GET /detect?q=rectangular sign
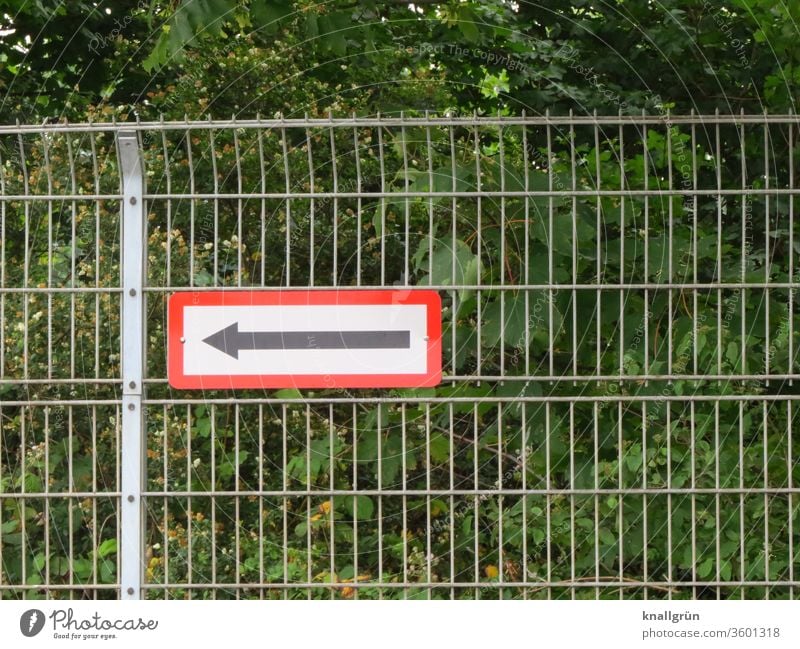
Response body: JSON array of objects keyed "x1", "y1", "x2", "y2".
[{"x1": 168, "y1": 290, "x2": 442, "y2": 389}]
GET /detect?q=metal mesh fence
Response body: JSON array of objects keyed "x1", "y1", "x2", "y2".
[{"x1": 1, "y1": 114, "x2": 799, "y2": 600}]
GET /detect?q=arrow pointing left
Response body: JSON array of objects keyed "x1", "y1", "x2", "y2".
[{"x1": 202, "y1": 322, "x2": 412, "y2": 359}]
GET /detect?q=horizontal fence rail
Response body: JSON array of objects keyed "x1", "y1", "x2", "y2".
[{"x1": 0, "y1": 114, "x2": 798, "y2": 600}]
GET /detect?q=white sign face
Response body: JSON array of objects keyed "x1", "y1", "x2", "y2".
[
  {"x1": 183, "y1": 304, "x2": 427, "y2": 375},
  {"x1": 168, "y1": 290, "x2": 442, "y2": 389}
]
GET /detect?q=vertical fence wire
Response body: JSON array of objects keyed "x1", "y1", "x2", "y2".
[{"x1": 0, "y1": 126, "x2": 123, "y2": 599}]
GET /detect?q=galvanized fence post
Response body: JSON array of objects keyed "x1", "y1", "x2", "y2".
[{"x1": 118, "y1": 130, "x2": 144, "y2": 600}]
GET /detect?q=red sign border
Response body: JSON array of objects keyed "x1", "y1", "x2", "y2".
[{"x1": 168, "y1": 290, "x2": 442, "y2": 390}]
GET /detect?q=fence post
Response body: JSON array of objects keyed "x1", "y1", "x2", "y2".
[{"x1": 118, "y1": 130, "x2": 144, "y2": 600}]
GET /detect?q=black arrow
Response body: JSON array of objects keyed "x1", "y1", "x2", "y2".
[{"x1": 202, "y1": 322, "x2": 411, "y2": 359}]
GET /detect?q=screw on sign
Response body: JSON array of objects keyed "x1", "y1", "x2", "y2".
[{"x1": 167, "y1": 290, "x2": 442, "y2": 389}]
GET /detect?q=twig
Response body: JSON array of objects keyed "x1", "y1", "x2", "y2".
[{"x1": 524, "y1": 575, "x2": 677, "y2": 595}]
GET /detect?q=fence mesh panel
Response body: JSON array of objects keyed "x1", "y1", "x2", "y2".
[{"x1": 1, "y1": 115, "x2": 798, "y2": 600}]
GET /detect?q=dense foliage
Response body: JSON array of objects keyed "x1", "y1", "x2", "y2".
[{"x1": 0, "y1": 1, "x2": 798, "y2": 600}]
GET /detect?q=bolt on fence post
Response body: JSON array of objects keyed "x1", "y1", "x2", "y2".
[{"x1": 118, "y1": 130, "x2": 144, "y2": 600}]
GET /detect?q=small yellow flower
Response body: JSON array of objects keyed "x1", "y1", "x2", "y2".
[{"x1": 485, "y1": 564, "x2": 499, "y2": 579}]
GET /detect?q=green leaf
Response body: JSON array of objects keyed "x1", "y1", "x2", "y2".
[
  {"x1": 169, "y1": 12, "x2": 195, "y2": 52},
  {"x1": 625, "y1": 445, "x2": 643, "y2": 473},
  {"x1": 381, "y1": 452, "x2": 403, "y2": 485},
  {"x1": 72, "y1": 558, "x2": 92, "y2": 580},
  {"x1": 320, "y1": 13, "x2": 348, "y2": 56},
  {"x1": 345, "y1": 495, "x2": 375, "y2": 520},
  {"x1": 479, "y1": 69, "x2": 509, "y2": 99},
  {"x1": 143, "y1": 31, "x2": 170, "y2": 72},
  {"x1": 273, "y1": 388, "x2": 302, "y2": 399},
  {"x1": 408, "y1": 164, "x2": 474, "y2": 196},
  {"x1": 482, "y1": 289, "x2": 562, "y2": 352},
  {"x1": 305, "y1": 11, "x2": 318, "y2": 38},
  {"x1": 23, "y1": 474, "x2": 42, "y2": 493},
  {"x1": 99, "y1": 558, "x2": 115, "y2": 583},
  {"x1": 430, "y1": 499, "x2": 448, "y2": 517},
  {"x1": 726, "y1": 342, "x2": 738, "y2": 365},
  {"x1": 362, "y1": 404, "x2": 389, "y2": 432},
  {"x1": 697, "y1": 557, "x2": 714, "y2": 579},
  {"x1": 98, "y1": 538, "x2": 117, "y2": 558},
  {"x1": 196, "y1": 416, "x2": 211, "y2": 438},
  {"x1": 416, "y1": 236, "x2": 482, "y2": 304},
  {"x1": 599, "y1": 528, "x2": 616, "y2": 546},
  {"x1": 462, "y1": 514, "x2": 473, "y2": 536},
  {"x1": 429, "y1": 434, "x2": 450, "y2": 464},
  {"x1": 251, "y1": 0, "x2": 293, "y2": 33},
  {"x1": 185, "y1": 0, "x2": 209, "y2": 30},
  {"x1": 145, "y1": 0, "x2": 234, "y2": 70},
  {"x1": 457, "y1": 9, "x2": 481, "y2": 43},
  {"x1": 194, "y1": 269, "x2": 214, "y2": 287},
  {"x1": 52, "y1": 556, "x2": 70, "y2": 577}
]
